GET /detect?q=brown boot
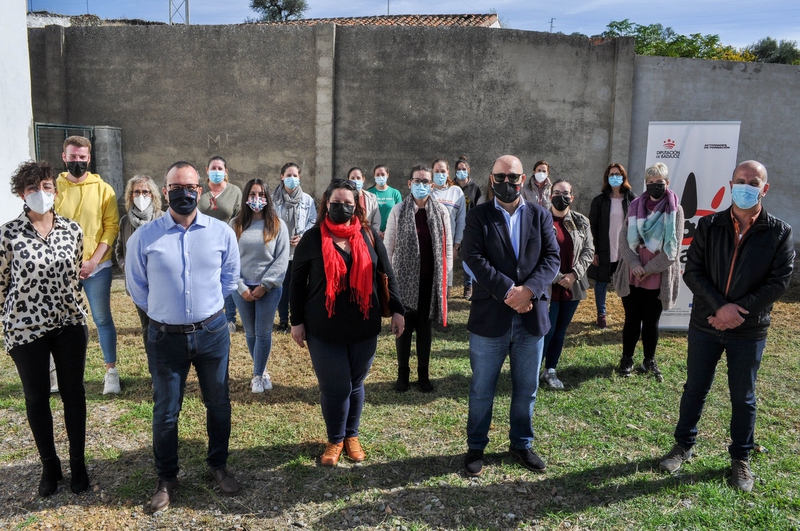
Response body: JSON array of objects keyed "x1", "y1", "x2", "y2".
[
  {"x1": 343, "y1": 437, "x2": 365, "y2": 462},
  {"x1": 320, "y1": 442, "x2": 344, "y2": 466}
]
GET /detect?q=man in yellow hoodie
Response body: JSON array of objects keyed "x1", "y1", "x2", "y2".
[{"x1": 56, "y1": 136, "x2": 121, "y2": 394}]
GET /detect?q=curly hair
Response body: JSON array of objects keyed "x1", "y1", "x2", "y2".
[{"x1": 11, "y1": 160, "x2": 55, "y2": 197}]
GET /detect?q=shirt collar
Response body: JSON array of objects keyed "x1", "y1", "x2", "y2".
[
  {"x1": 164, "y1": 209, "x2": 210, "y2": 230},
  {"x1": 493, "y1": 196, "x2": 526, "y2": 216},
  {"x1": 730, "y1": 205, "x2": 761, "y2": 236}
]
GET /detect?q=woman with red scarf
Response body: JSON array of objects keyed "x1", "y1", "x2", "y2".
[{"x1": 290, "y1": 180, "x2": 405, "y2": 466}]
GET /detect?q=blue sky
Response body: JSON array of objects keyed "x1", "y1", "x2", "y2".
[{"x1": 27, "y1": 0, "x2": 800, "y2": 49}]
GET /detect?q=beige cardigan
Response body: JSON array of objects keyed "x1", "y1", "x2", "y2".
[{"x1": 612, "y1": 206, "x2": 684, "y2": 310}]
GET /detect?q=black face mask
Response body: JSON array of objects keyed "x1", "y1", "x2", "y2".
[
  {"x1": 647, "y1": 183, "x2": 666, "y2": 200},
  {"x1": 492, "y1": 181, "x2": 521, "y2": 204},
  {"x1": 552, "y1": 195, "x2": 571, "y2": 212},
  {"x1": 168, "y1": 188, "x2": 198, "y2": 216},
  {"x1": 328, "y1": 202, "x2": 355, "y2": 224},
  {"x1": 67, "y1": 161, "x2": 88, "y2": 178}
]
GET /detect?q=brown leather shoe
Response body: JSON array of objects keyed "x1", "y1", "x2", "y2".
[
  {"x1": 343, "y1": 437, "x2": 365, "y2": 462},
  {"x1": 320, "y1": 442, "x2": 344, "y2": 466},
  {"x1": 209, "y1": 467, "x2": 241, "y2": 495},
  {"x1": 150, "y1": 478, "x2": 178, "y2": 512},
  {"x1": 597, "y1": 314, "x2": 607, "y2": 329}
]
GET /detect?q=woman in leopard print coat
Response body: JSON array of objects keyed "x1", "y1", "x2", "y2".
[{"x1": 0, "y1": 161, "x2": 89, "y2": 497}]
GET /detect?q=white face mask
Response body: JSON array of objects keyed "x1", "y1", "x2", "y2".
[
  {"x1": 133, "y1": 195, "x2": 152, "y2": 211},
  {"x1": 25, "y1": 190, "x2": 55, "y2": 215},
  {"x1": 534, "y1": 172, "x2": 548, "y2": 183}
]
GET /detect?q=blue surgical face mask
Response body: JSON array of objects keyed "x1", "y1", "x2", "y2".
[
  {"x1": 208, "y1": 170, "x2": 225, "y2": 184},
  {"x1": 455, "y1": 170, "x2": 468, "y2": 181},
  {"x1": 731, "y1": 183, "x2": 762, "y2": 210},
  {"x1": 374, "y1": 176, "x2": 388, "y2": 187},
  {"x1": 349, "y1": 179, "x2": 364, "y2": 192},
  {"x1": 608, "y1": 175, "x2": 624, "y2": 188},
  {"x1": 411, "y1": 183, "x2": 431, "y2": 200},
  {"x1": 433, "y1": 172, "x2": 447, "y2": 187},
  {"x1": 283, "y1": 176, "x2": 300, "y2": 190}
]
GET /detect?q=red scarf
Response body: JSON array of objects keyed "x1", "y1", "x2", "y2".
[{"x1": 320, "y1": 216, "x2": 373, "y2": 319}]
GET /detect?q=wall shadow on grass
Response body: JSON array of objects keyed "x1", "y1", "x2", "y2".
[{"x1": 0, "y1": 442, "x2": 731, "y2": 528}]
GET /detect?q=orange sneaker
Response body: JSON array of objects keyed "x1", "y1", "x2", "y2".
[
  {"x1": 320, "y1": 442, "x2": 344, "y2": 466},
  {"x1": 343, "y1": 437, "x2": 365, "y2": 462}
]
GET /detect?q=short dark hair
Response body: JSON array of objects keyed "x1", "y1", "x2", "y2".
[
  {"x1": 281, "y1": 162, "x2": 300, "y2": 176},
  {"x1": 164, "y1": 161, "x2": 199, "y2": 186},
  {"x1": 316, "y1": 180, "x2": 367, "y2": 228},
  {"x1": 409, "y1": 164, "x2": 432, "y2": 180},
  {"x1": 11, "y1": 160, "x2": 55, "y2": 196}
]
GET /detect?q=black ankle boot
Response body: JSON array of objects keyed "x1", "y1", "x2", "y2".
[
  {"x1": 395, "y1": 367, "x2": 410, "y2": 393},
  {"x1": 39, "y1": 456, "x2": 63, "y2": 497},
  {"x1": 69, "y1": 458, "x2": 89, "y2": 494}
]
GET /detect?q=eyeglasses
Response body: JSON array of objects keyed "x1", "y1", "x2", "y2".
[
  {"x1": 608, "y1": 173, "x2": 623, "y2": 178},
  {"x1": 24, "y1": 182, "x2": 56, "y2": 194},
  {"x1": 166, "y1": 184, "x2": 199, "y2": 192},
  {"x1": 132, "y1": 190, "x2": 152, "y2": 197},
  {"x1": 492, "y1": 173, "x2": 523, "y2": 184},
  {"x1": 411, "y1": 179, "x2": 432, "y2": 185}
]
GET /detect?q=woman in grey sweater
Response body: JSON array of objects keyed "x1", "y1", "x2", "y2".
[{"x1": 230, "y1": 179, "x2": 290, "y2": 393}]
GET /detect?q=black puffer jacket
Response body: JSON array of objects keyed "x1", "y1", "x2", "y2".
[{"x1": 684, "y1": 206, "x2": 794, "y2": 339}]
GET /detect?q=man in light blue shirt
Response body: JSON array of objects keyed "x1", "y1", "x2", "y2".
[{"x1": 126, "y1": 161, "x2": 241, "y2": 511}]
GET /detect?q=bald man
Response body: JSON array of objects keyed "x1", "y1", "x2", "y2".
[
  {"x1": 461, "y1": 155, "x2": 560, "y2": 476},
  {"x1": 659, "y1": 160, "x2": 794, "y2": 492}
]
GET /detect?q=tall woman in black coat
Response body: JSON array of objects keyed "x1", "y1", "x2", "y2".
[{"x1": 587, "y1": 163, "x2": 636, "y2": 328}]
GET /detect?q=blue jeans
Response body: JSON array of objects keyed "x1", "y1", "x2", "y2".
[
  {"x1": 80, "y1": 266, "x2": 117, "y2": 365},
  {"x1": 674, "y1": 327, "x2": 766, "y2": 460},
  {"x1": 277, "y1": 263, "x2": 292, "y2": 324},
  {"x1": 307, "y1": 334, "x2": 377, "y2": 443},
  {"x1": 543, "y1": 299, "x2": 580, "y2": 370},
  {"x1": 232, "y1": 286, "x2": 282, "y2": 376},
  {"x1": 594, "y1": 281, "x2": 608, "y2": 317},
  {"x1": 146, "y1": 313, "x2": 232, "y2": 480},
  {"x1": 224, "y1": 295, "x2": 237, "y2": 324},
  {"x1": 467, "y1": 314, "x2": 544, "y2": 450}
]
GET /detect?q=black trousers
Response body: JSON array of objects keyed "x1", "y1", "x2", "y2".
[
  {"x1": 9, "y1": 325, "x2": 88, "y2": 460},
  {"x1": 621, "y1": 285, "x2": 663, "y2": 360},
  {"x1": 396, "y1": 276, "x2": 434, "y2": 379}
]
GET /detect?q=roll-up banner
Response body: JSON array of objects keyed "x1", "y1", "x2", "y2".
[{"x1": 644, "y1": 121, "x2": 741, "y2": 331}]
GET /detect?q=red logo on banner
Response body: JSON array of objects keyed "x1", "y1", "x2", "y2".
[
  {"x1": 681, "y1": 172, "x2": 727, "y2": 246},
  {"x1": 663, "y1": 139, "x2": 676, "y2": 149}
]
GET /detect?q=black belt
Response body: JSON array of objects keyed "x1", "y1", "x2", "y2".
[{"x1": 151, "y1": 309, "x2": 224, "y2": 334}]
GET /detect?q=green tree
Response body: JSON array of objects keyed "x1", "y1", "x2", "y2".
[
  {"x1": 249, "y1": 0, "x2": 309, "y2": 22},
  {"x1": 747, "y1": 37, "x2": 800, "y2": 65},
  {"x1": 603, "y1": 19, "x2": 753, "y2": 62}
]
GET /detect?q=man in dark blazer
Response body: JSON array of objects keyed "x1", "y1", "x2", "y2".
[{"x1": 461, "y1": 155, "x2": 560, "y2": 477}]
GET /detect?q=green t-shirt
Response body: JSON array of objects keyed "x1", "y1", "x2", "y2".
[{"x1": 367, "y1": 185, "x2": 403, "y2": 231}]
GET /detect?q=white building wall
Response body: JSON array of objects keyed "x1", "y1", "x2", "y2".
[{"x1": 0, "y1": 0, "x2": 34, "y2": 223}]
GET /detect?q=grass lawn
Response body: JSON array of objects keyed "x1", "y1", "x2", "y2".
[{"x1": 0, "y1": 268, "x2": 798, "y2": 530}]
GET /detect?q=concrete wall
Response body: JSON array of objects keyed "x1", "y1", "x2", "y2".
[
  {"x1": 1, "y1": 0, "x2": 34, "y2": 224},
  {"x1": 27, "y1": 24, "x2": 634, "y2": 213},
  {"x1": 630, "y1": 56, "x2": 800, "y2": 242},
  {"x1": 333, "y1": 28, "x2": 633, "y2": 212}
]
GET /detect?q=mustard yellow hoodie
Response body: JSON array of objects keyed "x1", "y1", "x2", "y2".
[{"x1": 55, "y1": 172, "x2": 120, "y2": 263}]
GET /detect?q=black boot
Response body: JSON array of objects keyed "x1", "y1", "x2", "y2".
[
  {"x1": 395, "y1": 367, "x2": 410, "y2": 393},
  {"x1": 69, "y1": 457, "x2": 89, "y2": 494},
  {"x1": 417, "y1": 350, "x2": 434, "y2": 393},
  {"x1": 39, "y1": 456, "x2": 62, "y2": 497}
]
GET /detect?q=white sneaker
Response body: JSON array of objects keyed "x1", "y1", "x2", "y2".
[
  {"x1": 541, "y1": 368, "x2": 564, "y2": 390},
  {"x1": 49, "y1": 357, "x2": 59, "y2": 393},
  {"x1": 262, "y1": 373, "x2": 273, "y2": 391},
  {"x1": 227, "y1": 322, "x2": 237, "y2": 334},
  {"x1": 251, "y1": 376, "x2": 265, "y2": 393},
  {"x1": 103, "y1": 368, "x2": 121, "y2": 395}
]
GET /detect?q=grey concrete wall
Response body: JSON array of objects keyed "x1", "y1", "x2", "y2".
[
  {"x1": 28, "y1": 25, "x2": 634, "y2": 209},
  {"x1": 630, "y1": 56, "x2": 800, "y2": 244},
  {"x1": 29, "y1": 24, "x2": 319, "y2": 192},
  {"x1": 333, "y1": 28, "x2": 633, "y2": 213}
]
